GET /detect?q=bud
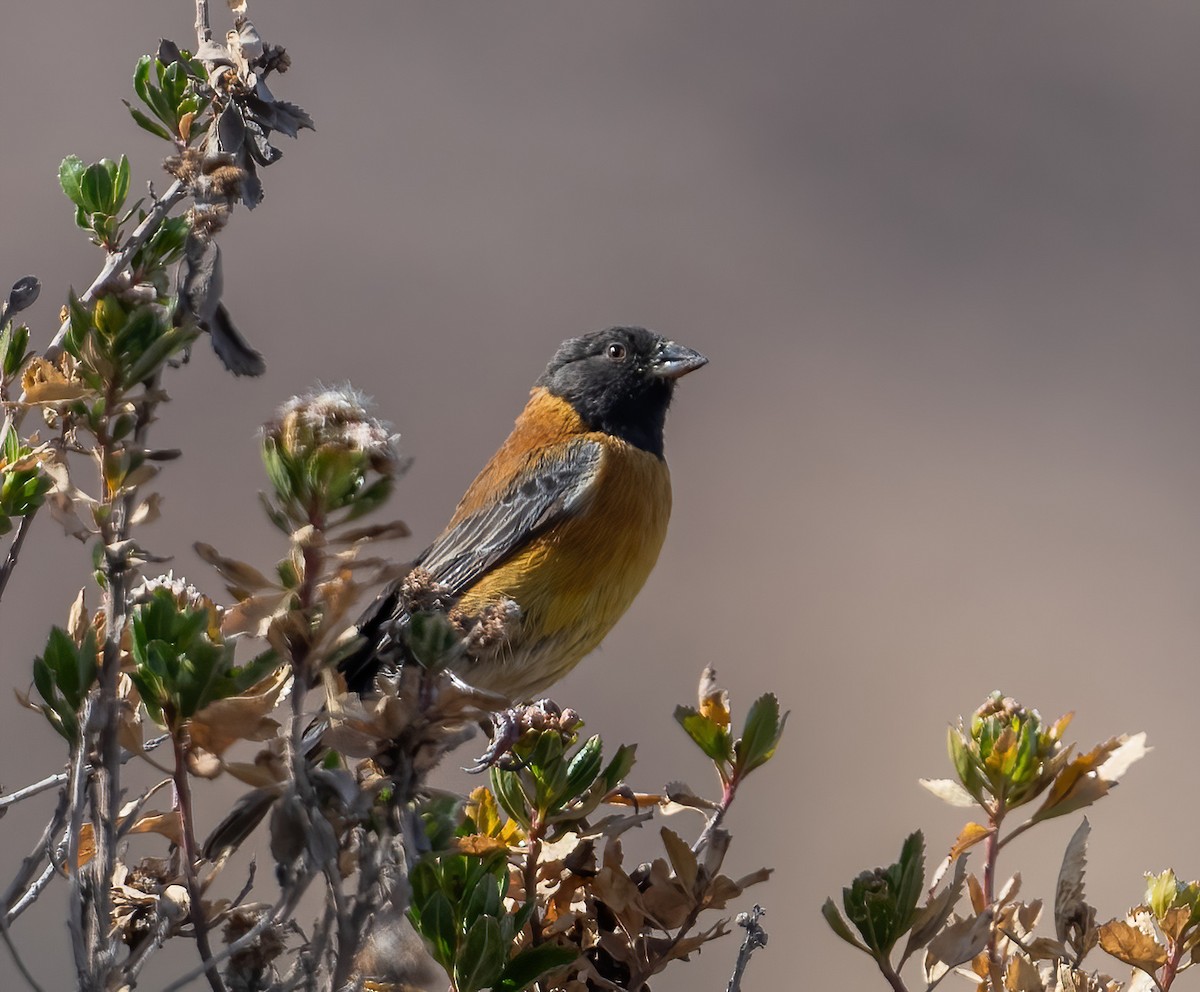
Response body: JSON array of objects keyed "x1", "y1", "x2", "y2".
[
  {"x1": 128, "y1": 576, "x2": 243, "y2": 729},
  {"x1": 823, "y1": 831, "x2": 925, "y2": 960},
  {"x1": 948, "y1": 691, "x2": 1070, "y2": 811},
  {"x1": 131, "y1": 571, "x2": 223, "y2": 640},
  {"x1": 262, "y1": 385, "x2": 401, "y2": 524}
]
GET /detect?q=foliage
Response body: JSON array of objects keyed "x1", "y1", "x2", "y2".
[
  {"x1": 403, "y1": 687, "x2": 776, "y2": 992},
  {"x1": 822, "y1": 691, "x2": 1184, "y2": 992}
]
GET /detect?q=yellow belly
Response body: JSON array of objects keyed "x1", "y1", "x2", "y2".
[{"x1": 455, "y1": 439, "x2": 672, "y2": 698}]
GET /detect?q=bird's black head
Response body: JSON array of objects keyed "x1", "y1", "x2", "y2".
[{"x1": 536, "y1": 327, "x2": 707, "y2": 457}]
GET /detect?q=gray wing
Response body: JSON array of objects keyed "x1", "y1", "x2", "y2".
[{"x1": 418, "y1": 438, "x2": 603, "y2": 594}]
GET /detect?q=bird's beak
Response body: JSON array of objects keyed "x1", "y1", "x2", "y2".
[{"x1": 650, "y1": 341, "x2": 708, "y2": 380}]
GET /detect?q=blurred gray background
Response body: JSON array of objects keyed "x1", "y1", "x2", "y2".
[{"x1": 2, "y1": 1, "x2": 1200, "y2": 988}]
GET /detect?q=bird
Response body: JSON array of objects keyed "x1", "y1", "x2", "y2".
[
  {"x1": 204, "y1": 326, "x2": 705, "y2": 858},
  {"x1": 339, "y1": 325, "x2": 706, "y2": 703}
]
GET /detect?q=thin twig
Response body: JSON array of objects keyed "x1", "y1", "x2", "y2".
[
  {"x1": 1, "y1": 789, "x2": 67, "y2": 921},
  {"x1": 692, "y1": 779, "x2": 737, "y2": 857},
  {"x1": 0, "y1": 512, "x2": 35, "y2": 604},
  {"x1": 877, "y1": 958, "x2": 911, "y2": 992},
  {"x1": 0, "y1": 771, "x2": 68, "y2": 810},
  {"x1": 5, "y1": 863, "x2": 56, "y2": 925},
  {"x1": 172, "y1": 731, "x2": 228, "y2": 992},
  {"x1": 41, "y1": 181, "x2": 187, "y2": 367},
  {"x1": 161, "y1": 875, "x2": 315, "y2": 992},
  {"x1": 0, "y1": 907, "x2": 45, "y2": 992},
  {"x1": 123, "y1": 902, "x2": 175, "y2": 983},
  {"x1": 65, "y1": 698, "x2": 92, "y2": 978},
  {"x1": 725, "y1": 905, "x2": 767, "y2": 992}
]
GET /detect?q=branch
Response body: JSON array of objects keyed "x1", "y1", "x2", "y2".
[
  {"x1": 195, "y1": 0, "x2": 212, "y2": 45},
  {"x1": 0, "y1": 513, "x2": 35, "y2": 604},
  {"x1": 5, "y1": 863, "x2": 55, "y2": 925},
  {"x1": 65, "y1": 698, "x2": 92, "y2": 978},
  {"x1": 1, "y1": 789, "x2": 67, "y2": 922},
  {"x1": 0, "y1": 771, "x2": 68, "y2": 811},
  {"x1": 42, "y1": 179, "x2": 188, "y2": 366},
  {"x1": 0, "y1": 908, "x2": 46, "y2": 992},
  {"x1": 724, "y1": 905, "x2": 768, "y2": 992},
  {"x1": 172, "y1": 731, "x2": 227, "y2": 992},
  {"x1": 0, "y1": 177, "x2": 188, "y2": 604},
  {"x1": 161, "y1": 875, "x2": 316, "y2": 992}
]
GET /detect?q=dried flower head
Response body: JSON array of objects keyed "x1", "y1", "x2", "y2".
[
  {"x1": 262, "y1": 384, "x2": 403, "y2": 522},
  {"x1": 131, "y1": 571, "x2": 222, "y2": 634},
  {"x1": 271, "y1": 385, "x2": 399, "y2": 473}
]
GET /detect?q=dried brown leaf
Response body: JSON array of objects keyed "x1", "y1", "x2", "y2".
[
  {"x1": 1034, "y1": 736, "x2": 1146, "y2": 823},
  {"x1": 1006, "y1": 951, "x2": 1044, "y2": 991},
  {"x1": 332, "y1": 519, "x2": 412, "y2": 543},
  {"x1": 22, "y1": 355, "x2": 92, "y2": 403},
  {"x1": 220, "y1": 590, "x2": 291, "y2": 637},
  {"x1": 639, "y1": 860, "x2": 693, "y2": 929},
  {"x1": 1056, "y1": 817, "x2": 1097, "y2": 959},
  {"x1": 904, "y1": 856, "x2": 968, "y2": 963},
  {"x1": 968, "y1": 872, "x2": 986, "y2": 914},
  {"x1": 126, "y1": 810, "x2": 184, "y2": 846},
  {"x1": 455, "y1": 835, "x2": 511, "y2": 856},
  {"x1": 72, "y1": 823, "x2": 96, "y2": 871},
  {"x1": 660, "y1": 827, "x2": 698, "y2": 892},
  {"x1": 188, "y1": 669, "x2": 287, "y2": 759},
  {"x1": 67, "y1": 588, "x2": 88, "y2": 643},
  {"x1": 925, "y1": 910, "x2": 994, "y2": 984},
  {"x1": 1097, "y1": 918, "x2": 1167, "y2": 974},
  {"x1": 194, "y1": 541, "x2": 275, "y2": 593},
  {"x1": 47, "y1": 492, "x2": 95, "y2": 541},
  {"x1": 1160, "y1": 905, "x2": 1191, "y2": 945},
  {"x1": 129, "y1": 493, "x2": 162, "y2": 526}
]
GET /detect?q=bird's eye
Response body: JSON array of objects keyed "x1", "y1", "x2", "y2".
[{"x1": 606, "y1": 342, "x2": 627, "y2": 361}]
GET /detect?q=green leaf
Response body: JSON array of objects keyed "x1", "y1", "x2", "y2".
[
  {"x1": 132, "y1": 56, "x2": 154, "y2": 112},
  {"x1": 564, "y1": 735, "x2": 604, "y2": 798},
  {"x1": 497, "y1": 944, "x2": 579, "y2": 991},
  {"x1": 113, "y1": 156, "x2": 131, "y2": 211},
  {"x1": 136, "y1": 58, "x2": 177, "y2": 127},
  {"x1": 1147, "y1": 869, "x2": 1179, "y2": 921},
  {"x1": 948, "y1": 726, "x2": 985, "y2": 803},
  {"x1": 838, "y1": 830, "x2": 925, "y2": 959},
  {"x1": 893, "y1": 830, "x2": 926, "y2": 936},
  {"x1": 80, "y1": 161, "x2": 114, "y2": 215},
  {"x1": 674, "y1": 705, "x2": 734, "y2": 765},
  {"x1": 58, "y1": 156, "x2": 85, "y2": 207},
  {"x1": 454, "y1": 916, "x2": 506, "y2": 992},
  {"x1": 490, "y1": 767, "x2": 533, "y2": 832},
  {"x1": 341, "y1": 476, "x2": 393, "y2": 521},
  {"x1": 601, "y1": 743, "x2": 637, "y2": 790},
  {"x1": 405, "y1": 611, "x2": 461, "y2": 670},
  {"x1": 735, "y1": 692, "x2": 787, "y2": 776},
  {"x1": 462, "y1": 864, "x2": 503, "y2": 923},
  {"x1": 31, "y1": 657, "x2": 55, "y2": 711},
  {"x1": 1, "y1": 423, "x2": 19, "y2": 464},
  {"x1": 822, "y1": 896, "x2": 870, "y2": 953},
  {"x1": 2, "y1": 323, "x2": 30, "y2": 379},
  {"x1": 412, "y1": 889, "x2": 457, "y2": 971},
  {"x1": 123, "y1": 324, "x2": 197, "y2": 384}
]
